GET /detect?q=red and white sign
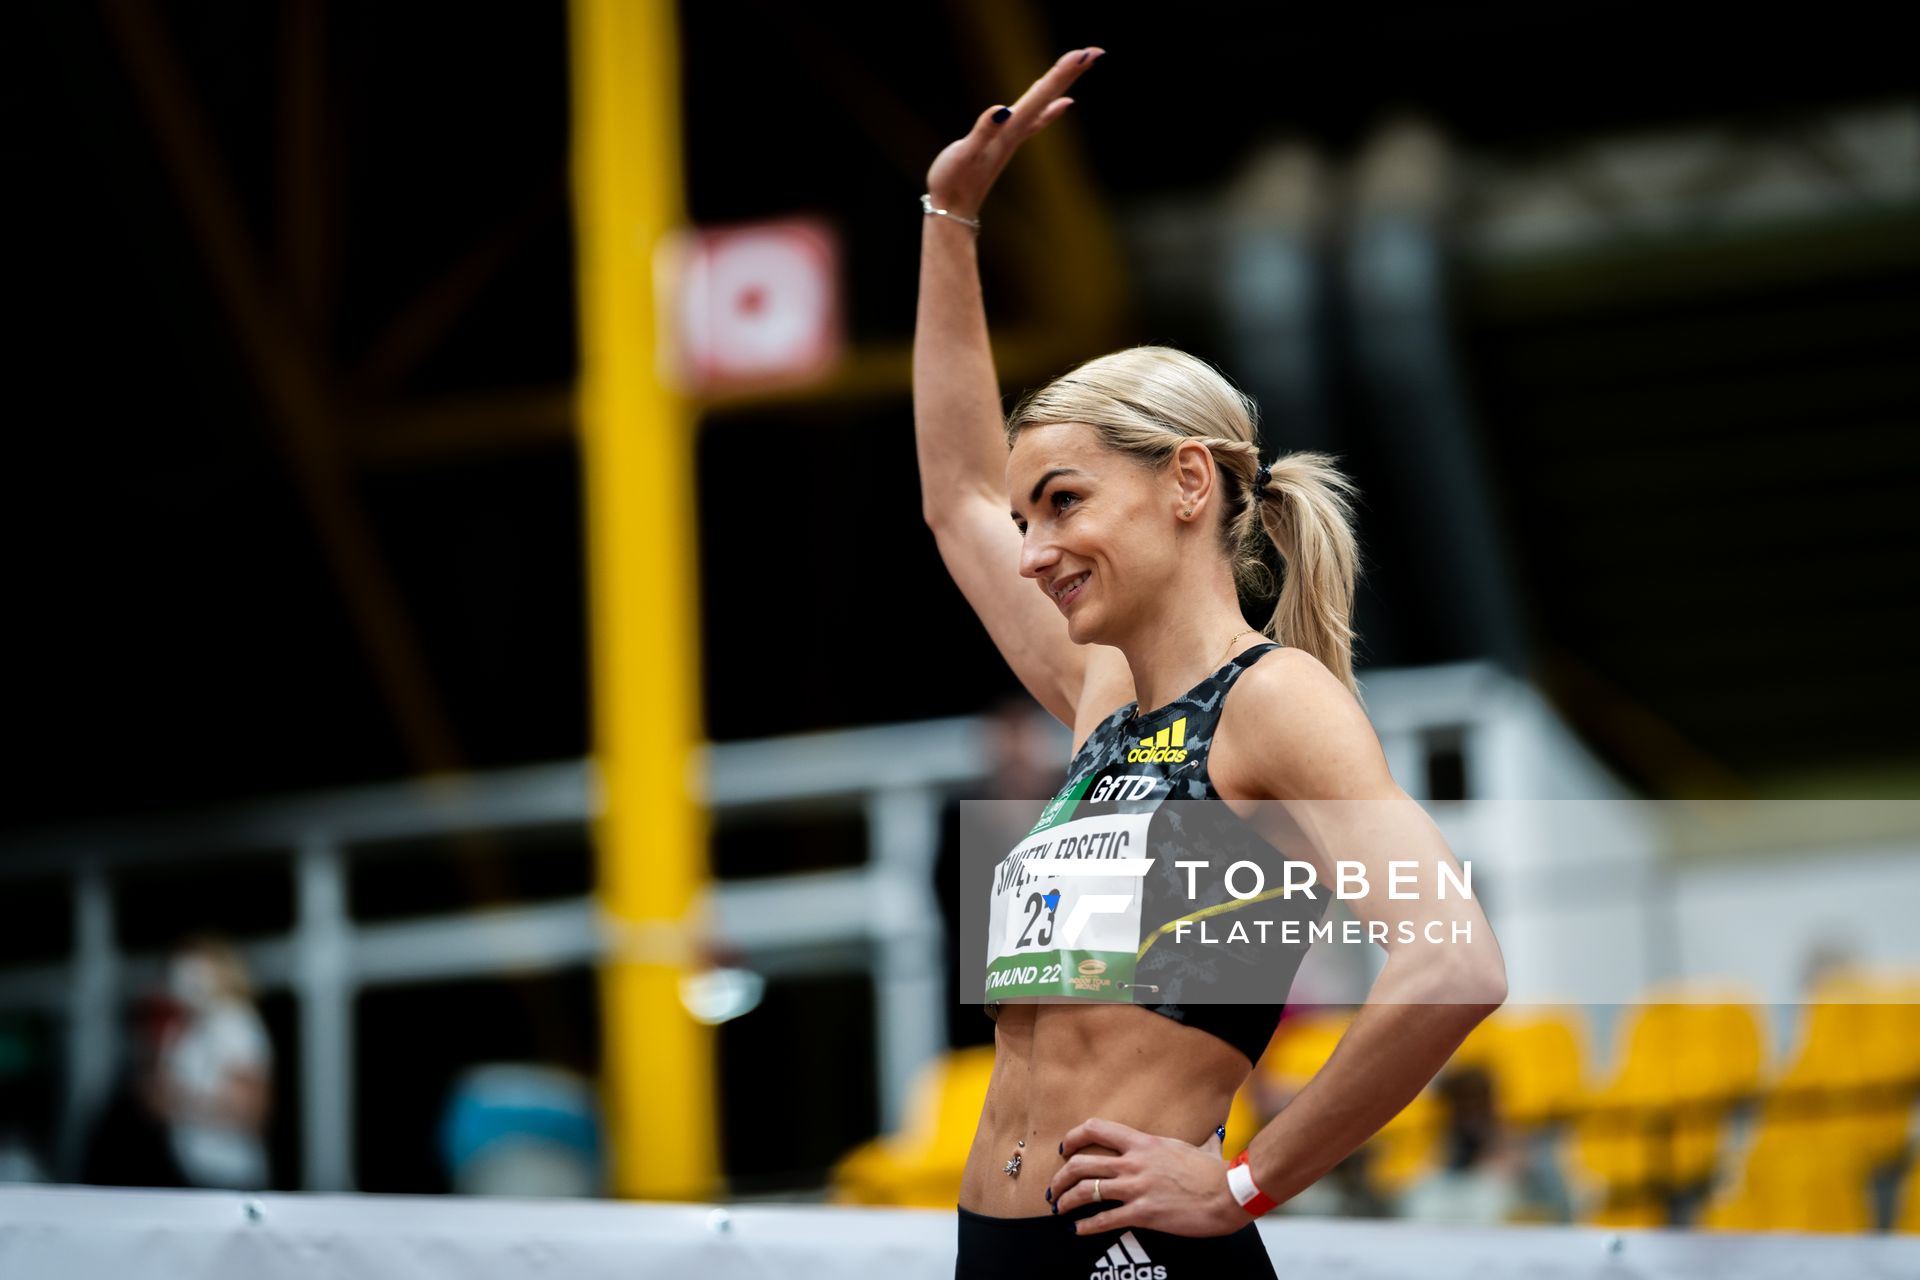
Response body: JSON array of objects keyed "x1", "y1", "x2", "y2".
[{"x1": 658, "y1": 216, "x2": 843, "y2": 396}]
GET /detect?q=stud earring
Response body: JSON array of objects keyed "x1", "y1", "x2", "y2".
[{"x1": 1182, "y1": 507, "x2": 1192, "y2": 517}]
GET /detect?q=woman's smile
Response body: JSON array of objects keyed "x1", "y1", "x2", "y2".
[{"x1": 1051, "y1": 570, "x2": 1091, "y2": 610}]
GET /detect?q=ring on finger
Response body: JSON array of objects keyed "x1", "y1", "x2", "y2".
[{"x1": 1094, "y1": 1177, "x2": 1101, "y2": 1202}]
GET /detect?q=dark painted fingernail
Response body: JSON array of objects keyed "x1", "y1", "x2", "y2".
[
  {"x1": 1052, "y1": 1203, "x2": 1059, "y2": 1215},
  {"x1": 1058, "y1": 1142, "x2": 1064, "y2": 1154},
  {"x1": 1077, "y1": 51, "x2": 1088, "y2": 64},
  {"x1": 1044, "y1": 1188, "x2": 1052, "y2": 1201},
  {"x1": 991, "y1": 106, "x2": 1011, "y2": 124}
]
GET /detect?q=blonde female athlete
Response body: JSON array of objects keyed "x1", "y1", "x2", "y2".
[{"x1": 915, "y1": 46, "x2": 1509, "y2": 1278}]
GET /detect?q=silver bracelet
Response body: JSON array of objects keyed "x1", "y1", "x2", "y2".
[{"x1": 921, "y1": 193, "x2": 981, "y2": 234}]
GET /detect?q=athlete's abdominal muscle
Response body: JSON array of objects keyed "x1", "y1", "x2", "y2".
[{"x1": 958, "y1": 1001, "x2": 1251, "y2": 1216}]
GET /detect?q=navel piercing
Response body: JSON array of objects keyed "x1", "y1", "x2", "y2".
[{"x1": 1005, "y1": 1137, "x2": 1025, "y2": 1177}]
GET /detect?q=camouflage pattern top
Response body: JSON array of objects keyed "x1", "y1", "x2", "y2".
[{"x1": 987, "y1": 641, "x2": 1326, "y2": 1066}]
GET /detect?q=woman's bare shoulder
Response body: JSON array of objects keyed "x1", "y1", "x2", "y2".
[{"x1": 1220, "y1": 647, "x2": 1397, "y2": 801}]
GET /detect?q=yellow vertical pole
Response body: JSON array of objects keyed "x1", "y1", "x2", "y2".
[{"x1": 570, "y1": 0, "x2": 716, "y2": 1200}]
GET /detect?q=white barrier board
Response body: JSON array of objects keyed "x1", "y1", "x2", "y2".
[{"x1": 1, "y1": 1186, "x2": 1914, "y2": 1280}]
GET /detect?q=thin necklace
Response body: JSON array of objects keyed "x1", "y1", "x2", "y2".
[{"x1": 1211, "y1": 626, "x2": 1260, "y2": 674}]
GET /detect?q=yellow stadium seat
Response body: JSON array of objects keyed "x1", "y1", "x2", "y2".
[
  {"x1": 1583, "y1": 1192, "x2": 1667, "y2": 1228},
  {"x1": 1451, "y1": 1007, "x2": 1588, "y2": 1127},
  {"x1": 1571, "y1": 993, "x2": 1766, "y2": 1194},
  {"x1": 831, "y1": 1046, "x2": 995, "y2": 1207},
  {"x1": 1573, "y1": 1099, "x2": 1723, "y2": 1191},
  {"x1": 1368, "y1": 1086, "x2": 1442, "y2": 1194},
  {"x1": 1698, "y1": 1187, "x2": 1761, "y2": 1231},
  {"x1": 1769, "y1": 970, "x2": 1920, "y2": 1168},
  {"x1": 1699, "y1": 1125, "x2": 1875, "y2": 1233},
  {"x1": 1255, "y1": 1010, "x2": 1443, "y2": 1193},
  {"x1": 1609, "y1": 996, "x2": 1766, "y2": 1106}
]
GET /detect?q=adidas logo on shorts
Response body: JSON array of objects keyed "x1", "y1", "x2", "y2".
[{"x1": 1088, "y1": 1229, "x2": 1168, "y2": 1279}]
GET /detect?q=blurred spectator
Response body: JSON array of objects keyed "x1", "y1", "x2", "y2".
[
  {"x1": 980, "y1": 695, "x2": 1070, "y2": 802},
  {"x1": 79, "y1": 989, "x2": 189, "y2": 1186},
  {"x1": 151, "y1": 935, "x2": 273, "y2": 1190},
  {"x1": 1397, "y1": 1065, "x2": 1525, "y2": 1224},
  {"x1": 440, "y1": 1063, "x2": 602, "y2": 1196}
]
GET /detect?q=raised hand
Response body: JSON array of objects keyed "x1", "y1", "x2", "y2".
[{"x1": 925, "y1": 46, "x2": 1105, "y2": 221}]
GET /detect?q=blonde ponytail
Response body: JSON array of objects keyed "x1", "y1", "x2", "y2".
[{"x1": 1252, "y1": 452, "x2": 1362, "y2": 700}]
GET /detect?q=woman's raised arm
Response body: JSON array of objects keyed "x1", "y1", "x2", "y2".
[{"x1": 913, "y1": 48, "x2": 1109, "y2": 730}]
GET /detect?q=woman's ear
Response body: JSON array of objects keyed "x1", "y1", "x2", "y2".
[{"x1": 1171, "y1": 439, "x2": 1217, "y2": 516}]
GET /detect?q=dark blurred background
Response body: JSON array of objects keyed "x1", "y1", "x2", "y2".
[{"x1": 12, "y1": 1, "x2": 1917, "y2": 830}]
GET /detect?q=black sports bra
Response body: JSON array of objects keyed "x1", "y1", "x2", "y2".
[{"x1": 986, "y1": 642, "x2": 1324, "y2": 1065}]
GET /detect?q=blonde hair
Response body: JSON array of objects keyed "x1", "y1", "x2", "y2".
[
  {"x1": 178, "y1": 933, "x2": 256, "y2": 1003},
  {"x1": 1006, "y1": 345, "x2": 1363, "y2": 698}
]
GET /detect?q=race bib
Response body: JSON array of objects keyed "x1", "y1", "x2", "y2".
[{"x1": 984, "y1": 805, "x2": 1157, "y2": 1002}]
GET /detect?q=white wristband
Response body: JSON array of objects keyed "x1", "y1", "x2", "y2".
[
  {"x1": 1226, "y1": 1160, "x2": 1260, "y2": 1206},
  {"x1": 1226, "y1": 1150, "x2": 1278, "y2": 1215}
]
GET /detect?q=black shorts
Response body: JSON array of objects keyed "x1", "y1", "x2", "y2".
[{"x1": 956, "y1": 1199, "x2": 1278, "y2": 1279}]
